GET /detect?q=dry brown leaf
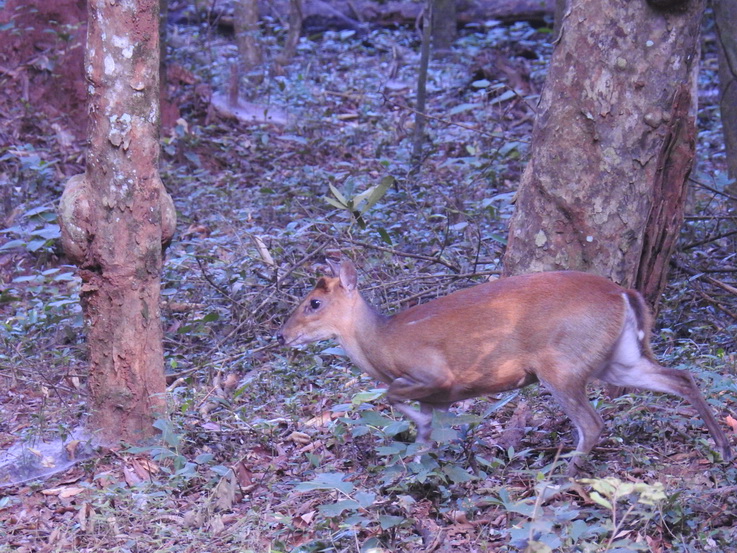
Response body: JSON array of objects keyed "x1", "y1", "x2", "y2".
[
  {"x1": 223, "y1": 372, "x2": 239, "y2": 394},
  {"x1": 304, "y1": 412, "x2": 333, "y2": 427},
  {"x1": 131, "y1": 457, "x2": 160, "y2": 479},
  {"x1": 234, "y1": 461, "x2": 253, "y2": 488},
  {"x1": 251, "y1": 235, "x2": 275, "y2": 266},
  {"x1": 447, "y1": 509, "x2": 469, "y2": 524},
  {"x1": 213, "y1": 471, "x2": 236, "y2": 510},
  {"x1": 77, "y1": 502, "x2": 92, "y2": 532},
  {"x1": 298, "y1": 440, "x2": 323, "y2": 454},
  {"x1": 123, "y1": 464, "x2": 143, "y2": 486},
  {"x1": 725, "y1": 414, "x2": 737, "y2": 433},
  {"x1": 209, "y1": 514, "x2": 225, "y2": 534},
  {"x1": 288, "y1": 431, "x2": 311, "y2": 445},
  {"x1": 65, "y1": 440, "x2": 81, "y2": 460},
  {"x1": 59, "y1": 486, "x2": 86, "y2": 499}
]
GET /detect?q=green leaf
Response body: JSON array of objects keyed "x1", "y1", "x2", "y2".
[
  {"x1": 357, "y1": 410, "x2": 395, "y2": 427},
  {"x1": 378, "y1": 514, "x2": 406, "y2": 530},
  {"x1": 32, "y1": 225, "x2": 61, "y2": 239},
  {"x1": 325, "y1": 196, "x2": 348, "y2": 210},
  {"x1": 383, "y1": 420, "x2": 410, "y2": 437},
  {"x1": 296, "y1": 472, "x2": 354, "y2": 495},
  {"x1": 448, "y1": 103, "x2": 481, "y2": 116},
  {"x1": 376, "y1": 442, "x2": 408, "y2": 456},
  {"x1": 589, "y1": 491, "x2": 613, "y2": 510},
  {"x1": 443, "y1": 464, "x2": 475, "y2": 484},
  {"x1": 354, "y1": 490, "x2": 376, "y2": 508},
  {"x1": 25, "y1": 239, "x2": 48, "y2": 252},
  {"x1": 430, "y1": 425, "x2": 458, "y2": 443},
  {"x1": 0, "y1": 239, "x2": 26, "y2": 251},
  {"x1": 357, "y1": 176, "x2": 394, "y2": 214},
  {"x1": 201, "y1": 311, "x2": 219, "y2": 323},
  {"x1": 328, "y1": 183, "x2": 348, "y2": 207},
  {"x1": 319, "y1": 498, "x2": 360, "y2": 516},
  {"x1": 377, "y1": 227, "x2": 393, "y2": 245},
  {"x1": 490, "y1": 89, "x2": 517, "y2": 105},
  {"x1": 351, "y1": 389, "x2": 385, "y2": 405}
]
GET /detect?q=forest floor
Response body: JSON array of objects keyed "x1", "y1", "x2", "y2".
[{"x1": 1, "y1": 4, "x2": 737, "y2": 552}]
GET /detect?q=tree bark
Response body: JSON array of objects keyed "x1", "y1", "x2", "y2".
[
  {"x1": 413, "y1": 3, "x2": 433, "y2": 162},
  {"x1": 234, "y1": 0, "x2": 263, "y2": 84},
  {"x1": 58, "y1": 0, "x2": 176, "y2": 444},
  {"x1": 432, "y1": 0, "x2": 457, "y2": 54},
  {"x1": 275, "y1": 0, "x2": 304, "y2": 73},
  {"x1": 714, "y1": 0, "x2": 737, "y2": 189},
  {"x1": 503, "y1": 0, "x2": 704, "y2": 306}
]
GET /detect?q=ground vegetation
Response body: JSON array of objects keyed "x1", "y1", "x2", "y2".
[{"x1": 0, "y1": 4, "x2": 736, "y2": 551}]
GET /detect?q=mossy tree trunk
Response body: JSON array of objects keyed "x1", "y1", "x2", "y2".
[
  {"x1": 58, "y1": 0, "x2": 176, "y2": 445},
  {"x1": 503, "y1": 0, "x2": 704, "y2": 307}
]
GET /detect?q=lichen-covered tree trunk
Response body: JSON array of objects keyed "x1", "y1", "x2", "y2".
[
  {"x1": 58, "y1": 0, "x2": 176, "y2": 444},
  {"x1": 503, "y1": 0, "x2": 704, "y2": 305}
]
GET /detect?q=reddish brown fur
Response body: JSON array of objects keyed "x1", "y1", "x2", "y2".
[{"x1": 278, "y1": 259, "x2": 732, "y2": 473}]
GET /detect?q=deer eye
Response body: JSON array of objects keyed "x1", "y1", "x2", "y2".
[{"x1": 309, "y1": 299, "x2": 322, "y2": 310}]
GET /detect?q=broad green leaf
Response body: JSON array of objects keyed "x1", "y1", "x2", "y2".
[
  {"x1": 359, "y1": 176, "x2": 394, "y2": 214},
  {"x1": 325, "y1": 196, "x2": 348, "y2": 210},
  {"x1": 296, "y1": 472, "x2": 354, "y2": 495},
  {"x1": 202, "y1": 311, "x2": 219, "y2": 323},
  {"x1": 489, "y1": 89, "x2": 517, "y2": 105},
  {"x1": 25, "y1": 239, "x2": 48, "y2": 252},
  {"x1": 319, "y1": 498, "x2": 360, "y2": 516},
  {"x1": 589, "y1": 490, "x2": 613, "y2": 510},
  {"x1": 354, "y1": 490, "x2": 376, "y2": 508},
  {"x1": 443, "y1": 465, "x2": 475, "y2": 484},
  {"x1": 32, "y1": 225, "x2": 61, "y2": 239},
  {"x1": 383, "y1": 420, "x2": 410, "y2": 437},
  {"x1": 0, "y1": 239, "x2": 25, "y2": 251},
  {"x1": 448, "y1": 103, "x2": 481, "y2": 116},
  {"x1": 378, "y1": 514, "x2": 405, "y2": 530},
  {"x1": 328, "y1": 183, "x2": 348, "y2": 206},
  {"x1": 351, "y1": 389, "x2": 385, "y2": 405}
]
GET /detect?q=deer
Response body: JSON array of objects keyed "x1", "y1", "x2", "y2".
[{"x1": 277, "y1": 258, "x2": 732, "y2": 474}]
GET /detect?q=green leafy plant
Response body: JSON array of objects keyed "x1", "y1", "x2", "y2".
[
  {"x1": 325, "y1": 176, "x2": 395, "y2": 228},
  {"x1": 1, "y1": 205, "x2": 60, "y2": 256}
]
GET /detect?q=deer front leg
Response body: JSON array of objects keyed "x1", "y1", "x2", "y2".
[{"x1": 386, "y1": 375, "x2": 453, "y2": 443}]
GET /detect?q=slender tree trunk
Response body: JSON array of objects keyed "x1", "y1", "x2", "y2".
[
  {"x1": 58, "y1": 0, "x2": 176, "y2": 444},
  {"x1": 282, "y1": 0, "x2": 304, "y2": 62},
  {"x1": 412, "y1": 3, "x2": 432, "y2": 162},
  {"x1": 503, "y1": 0, "x2": 704, "y2": 306},
  {"x1": 714, "y1": 0, "x2": 737, "y2": 189},
  {"x1": 234, "y1": 0, "x2": 263, "y2": 84},
  {"x1": 431, "y1": 0, "x2": 456, "y2": 54}
]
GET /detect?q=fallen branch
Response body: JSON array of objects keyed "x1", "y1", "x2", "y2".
[{"x1": 671, "y1": 258, "x2": 737, "y2": 297}]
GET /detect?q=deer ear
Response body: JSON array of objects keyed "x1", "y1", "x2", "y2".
[
  {"x1": 338, "y1": 259, "x2": 358, "y2": 291},
  {"x1": 325, "y1": 257, "x2": 341, "y2": 277}
]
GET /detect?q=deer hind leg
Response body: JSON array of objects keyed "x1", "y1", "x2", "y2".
[
  {"x1": 541, "y1": 376, "x2": 605, "y2": 475},
  {"x1": 600, "y1": 321, "x2": 732, "y2": 462}
]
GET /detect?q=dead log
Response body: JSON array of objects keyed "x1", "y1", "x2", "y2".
[{"x1": 173, "y1": 0, "x2": 554, "y2": 35}]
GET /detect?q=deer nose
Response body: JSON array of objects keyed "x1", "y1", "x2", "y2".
[{"x1": 276, "y1": 333, "x2": 285, "y2": 346}]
